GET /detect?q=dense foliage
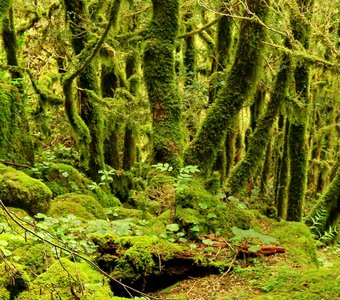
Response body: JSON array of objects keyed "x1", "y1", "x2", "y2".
[{"x1": 0, "y1": 0, "x2": 339, "y2": 299}]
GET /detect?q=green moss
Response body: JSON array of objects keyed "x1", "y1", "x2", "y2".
[
  {"x1": 52, "y1": 193, "x2": 106, "y2": 219},
  {"x1": 229, "y1": 264, "x2": 340, "y2": 300},
  {"x1": 143, "y1": 0, "x2": 183, "y2": 172},
  {"x1": 49, "y1": 200, "x2": 96, "y2": 220},
  {"x1": 0, "y1": 263, "x2": 30, "y2": 299},
  {"x1": 12, "y1": 243, "x2": 55, "y2": 276},
  {"x1": 184, "y1": 0, "x2": 270, "y2": 175},
  {"x1": 16, "y1": 258, "x2": 113, "y2": 300},
  {"x1": 113, "y1": 207, "x2": 152, "y2": 220},
  {"x1": 267, "y1": 221, "x2": 318, "y2": 266},
  {"x1": 176, "y1": 179, "x2": 258, "y2": 235},
  {"x1": 41, "y1": 163, "x2": 121, "y2": 207},
  {"x1": 0, "y1": 287, "x2": 10, "y2": 300},
  {"x1": 92, "y1": 234, "x2": 184, "y2": 281},
  {"x1": 0, "y1": 164, "x2": 52, "y2": 215},
  {"x1": 128, "y1": 191, "x2": 162, "y2": 215}
]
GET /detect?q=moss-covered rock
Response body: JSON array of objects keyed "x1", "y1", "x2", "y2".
[
  {"x1": 16, "y1": 258, "x2": 114, "y2": 300},
  {"x1": 0, "y1": 263, "x2": 30, "y2": 300},
  {"x1": 266, "y1": 221, "x2": 318, "y2": 266},
  {"x1": 127, "y1": 190, "x2": 162, "y2": 215},
  {"x1": 50, "y1": 193, "x2": 106, "y2": 219},
  {"x1": 176, "y1": 179, "x2": 258, "y2": 235},
  {"x1": 40, "y1": 163, "x2": 121, "y2": 207},
  {"x1": 0, "y1": 164, "x2": 52, "y2": 215},
  {"x1": 12, "y1": 243, "x2": 55, "y2": 276},
  {"x1": 112, "y1": 207, "x2": 153, "y2": 221},
  {"x1": 49, "y1": 201, "x2": 96, "y2": 220}
]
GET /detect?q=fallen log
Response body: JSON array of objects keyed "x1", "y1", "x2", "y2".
[{"x1": 238, "y1": 245, "x2": 285, "y2": 257}]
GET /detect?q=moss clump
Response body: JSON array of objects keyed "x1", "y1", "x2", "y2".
[
  {"x1": 16, "y1": 258, "x2": 113, "y2": 300},
  {"x1": 0, "y1": 287, "x2": 10, "y2": 300},
  {"x1": 92, "y1": 234, "x2": 184, "y2": 282},
  {"x1": 230, "y1": 264, "x2": 340, "y2": 300},
  {"x1": 176, "y1": 179, "x2": 257, "y2": 235},
  {"x1": 127, "y1": 191, "x2": 162, "y2": 215},
  {"x1": 12, "y1": 243, "x2": 55, "y2": 276},
  {"x1": 50, "y1": 193, "x2": 106, "y2": 219},
  {"x1": 0, "y1": 164, "x2": 52, "y2": 215},
  {"x1": 112, "y1": 207, "x2": 152, "y2": 221},
  {"x1": 0, "y1": 263, "x2": 30, "y2": 299},
  {"x1": 49, "y1": 201, "x2": 95, "y2": 220},
  {"x1": 40, "y1": 163, "x2": 121, "y2": 207},
  {"x1": 266, "y1": 221, "x2": 318, "y2": 266}
]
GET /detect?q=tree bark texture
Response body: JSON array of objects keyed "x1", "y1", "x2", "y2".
[
  {"x1": 143, "y1": 0, "x2": 183, "y2": 172},
  {"x1": 184, "y1": 0, "x2": 270, "y2": 176}
]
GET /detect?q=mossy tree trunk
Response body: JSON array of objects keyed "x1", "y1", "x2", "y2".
[
  {"x1": 308, "y1": 164, "x2": 340, "y2": 233},
  {"x1": 276, "y1": 117, "x2": 290, "y2": 219},
  {"x1": 226, "y1": 54, "x2": 292, "y2": 194},
  {"x1": 143, "y1": 0, "x2": 183, "y2": 172},
  {"x1": 101, "y1": 47, "x2": 121, "y2": 170},
  {"x1": 183, "y1": 10, "x2": 196, "y2": 87},
  {"x1": 208, "y1": 3, "x2": 234, "y2": 104},
  {"x1": 123, "y1": 50, "x2": 139, "y2": 171},
  {"x1": 184, "y1": 0, "x2": 270, "y2": 176},
  {"x1": 260, "y1": 137, "x2": 273, "y2": 194},
  {"x1": 286, "y1": 0, "x2": 314, "y2": 221},
  {"x1": 1, "y1": 5, "x2": 34, "y2": 164},
  {"x1": 209, "y1": 3, "x2": 235, "y2": 183},
  {"x1": 64, "y1": 0, "x2": 108, "y2": 179}
]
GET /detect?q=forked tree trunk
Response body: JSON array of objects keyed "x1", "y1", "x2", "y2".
[{"x1": 184, "y1": 0, "x2": 270, "y2": 176}]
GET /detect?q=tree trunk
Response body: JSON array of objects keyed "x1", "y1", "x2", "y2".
[
  {"x1": 276, "y1": 118, "x2": 290, "y2": 219},
  {"x1": 226, "y1": 51, "x2": 291, "y2": 195},
  {"x1": 1, "y1": 5, "x2": 34, "y2": 164},
  {"x1": 286, "y1": 0, "x2": 314, "y2": 221},
  {"x1": 123, "y1": 50, "x2": 139, "y2": 171},
  {"x1": 184, "y1": 0, "x2": 270, "y2": 176},
  {"x1": 63, "y1": 0, "x2": 115, "y2": 179},
  {"x1": 143, "y1": 0, "x2": 183, "y2": 172},
  {"x1": 307, "y1": 164, "x2": 340, "y2": 233}
]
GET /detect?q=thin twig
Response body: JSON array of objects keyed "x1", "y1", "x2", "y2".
[{"x1": 218, "y1": 253, "x2": 238, "y2": 281}]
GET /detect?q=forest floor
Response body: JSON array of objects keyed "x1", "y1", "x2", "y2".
[{"x1": 152, "y1": 247, "x2": 340, "y2": 300}]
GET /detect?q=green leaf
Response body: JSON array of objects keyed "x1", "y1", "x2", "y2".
[
  {"x1": 198, "y1": 202, "x2": 208, "y2": 209},
  {"x1": 207, "y1": 213, "x2": 217, "y2": 219},
  {"x1": 35, "y1": 213, "x2": 47, "y2": 219},
  {"x1": 0, "y1": 240, "x2": 8, "y2": 247},
  {"x1": 248, "y1": 245, "x2": 261, "y2": 253},
  {"x1": 190, "y1": 225, "x2": 200, "y2": 232},
  {"x1": 202, "y1": 239, "x2": 213, "y2": 246},
  {"x1": 189, "y1": 243, "x2": 197, "y2": 249},
  {"x1": 166, "y1": 223, "x2": 180, "y2": 232}
]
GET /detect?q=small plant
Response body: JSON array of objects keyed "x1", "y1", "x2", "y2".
[
  {"x1": 151, "y1": 163, "x2": 201, "y2": 193},
  {"x1": 160, "y1": 223, "x2": 188, "y2": 243},
  {"x1": 88, "y1": 169, "x2": 115, "y2": 190},
  {"x1": 230, "y1": 226, "x2": 276, "y2": 253},
  {"x1": 308, "y1": 210, "x2": 339, "y2": 246}
]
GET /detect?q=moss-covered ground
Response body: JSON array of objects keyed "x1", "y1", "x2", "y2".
[
  {"x1": 0, "y1": 162, "x2": 338, "y2": 299},
  {"x1": 154, "y1": 242, "x2": 339, "y2": 300}
]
